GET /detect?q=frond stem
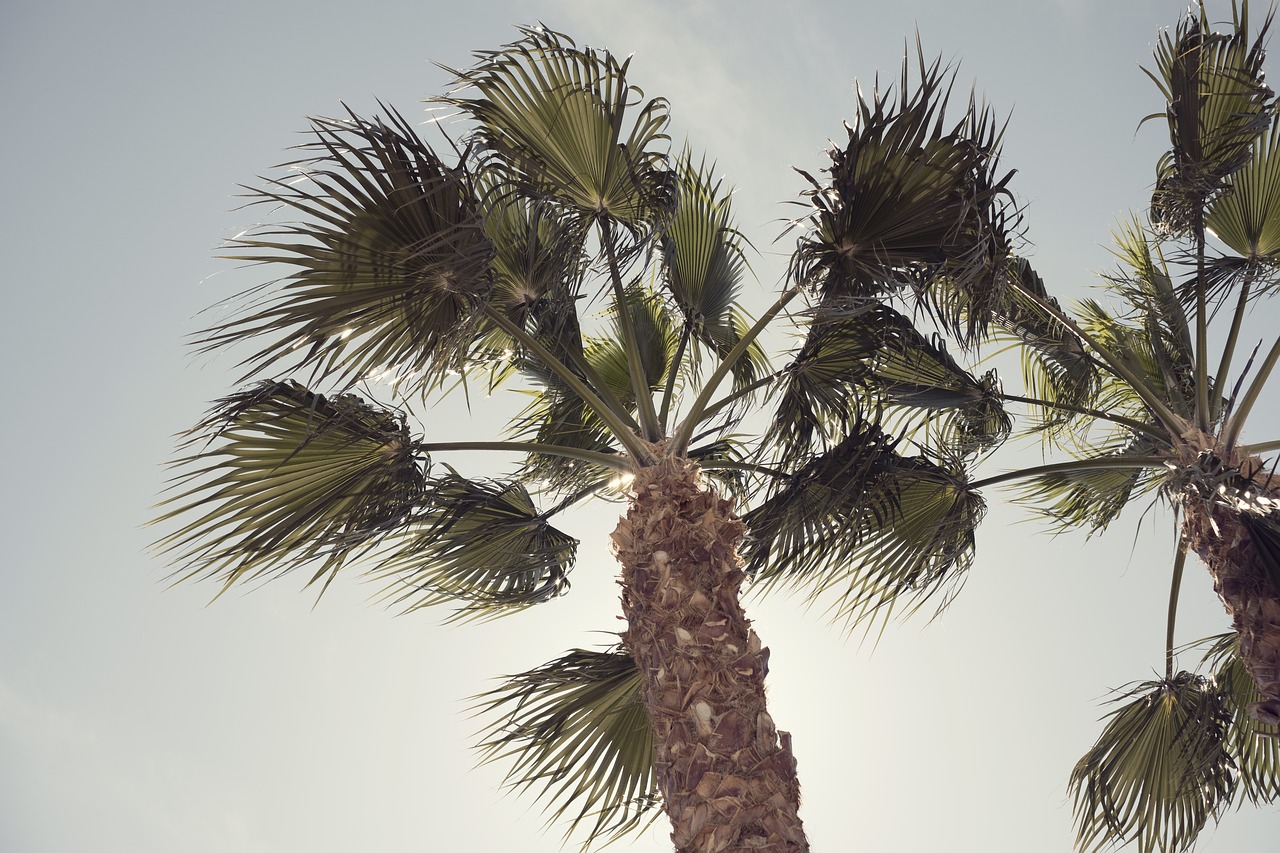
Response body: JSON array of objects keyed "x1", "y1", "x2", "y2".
[
  {"x1": 998, "y1": 393, "x2": 1165, "y2": 438},
  {"x1": 659, "y1": 322, "x2": 692, "y2": 430},
  {"x1": 1222, "y1": 333, "x2": 1280, "y2": 453},
  {"x1": 1166, "y1": 531, "x2": 1188, "y2": 680},
  {"x1": 671, "y1": 283, "x2": 804, "y2": 454},
  {"x1": 1194, "y1": 208, "x2": 1211, "y2": 433},
  {"x1": 601, "y1": 220, "x2": 662, "y2": 442},
  {"x1": 415, "y1": 440, "x2": 633, "y2": 473},
  {"x1": 1211, "y1": 273, "x2": 1253, "y2": 421},
  {"x1": 966, "y1": 455, "x2": 1167, "y2": 491},
  {"x1": 482, "y1": 307, "x2": 653, "y2": 465}
]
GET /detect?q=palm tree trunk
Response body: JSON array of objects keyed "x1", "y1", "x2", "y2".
[
  {"x1": 611, "y1": 455, "x2": 809, "y2": 852},
  {"x1": 1181, "y1": 489, "x2": 1280, "y2": 727}
]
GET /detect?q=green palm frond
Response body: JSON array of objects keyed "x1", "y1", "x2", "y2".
[
  {"x1": 473, "y1": 191, "x2": 590, "y2": 387},
  {"x1": 1201, "y1": 632, "x2": 1280, "y2": 803},
  {"x1": 369, "y1": 470, "x2": 575, "y2": 619},
  {"x1": 1077, "y1": 297, "x2": 1197, "y2": 422},
  {"x1": 1147, "y1": 1, "x2": 1274, "y2": 233},
  {"x1": 661, "y1": 154, "x2": 768, "y2": 391},
  {"x1": 443, "y1": 25, "x2": 676, "y2": 246},
  {"x1": 588, "y1": 286, "x2": 677, "y2": 399},
  {"x1": 985, "y1": 258, "x2": 1099, "y2": 439},
  {"x1": 743, "y1": 424, "x2": 982, "y2": 628},
  {"x1": 152, "y1": 380, "x2": 425, "y2": 595},
  {"x1": 1207, "y1": 112, "x2": 1280, "y2": 262},
  {"x1": 1070, "y1": 672, "x2": 1236, "y2": 853},
  {"x1": 790, "y1": 44, "x2": 1016, "y2": 342},
  {"x1": 1012, "y1": 443, "x2": 1167, "y2": 534},
  {"x1": 472, "y1": 647, "x2": 659, "y2": 846},
  {"x1": 206, "y1": 107, "x2": 493, "y2": 395},
  {"x1": 769, "y1": 304, "x2": 1008, "y2": 463}
]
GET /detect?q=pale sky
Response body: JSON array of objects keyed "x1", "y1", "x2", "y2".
[{"x1": 2, "y1": 0, "x2": 1277, "y2": 851}]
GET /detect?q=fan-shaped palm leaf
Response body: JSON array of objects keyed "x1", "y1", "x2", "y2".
[
  {"x1": 743, "y1": 424, "x2": 982, "y2": 628},
  {"x1": 1207, "y1": 112, "x2": 1280, "y2": 261},
  {"x1": 443, "y1": 26, "x2": 675, "y2": 244},
  {"x1": 153, "y1": 380, "x2": 425, "y2": 594},
  {"x1": 472, "y1": 647, "x2": 659, "y2": 846},
  {"x1": 1201, "y1": 632, "x2": 1280, "y2": 803},
  {"x1": 790, "y1": 45, "x2": 1016, "y2": 342},
  {"x1": 769, "y1": 304, "x2": 1008, "y2": 464},
  {"x1": 369, "y1": 471, "x2": 575, "y2": 619},
  {"x1": 1147, "y1": 1, "x2": 1274, "y2": 232},
  {"x1": 207, "y1": 107, "x2": 493, "y2": 395},
  {"x1": 1069, "y1": 672, "x2": 1236, "y2": 853},
  {"x1": 661, "y1": 154, "x2": 768, "y2": 392},
  {"x1": 1013, "y1": 440, "x2": 1168, "y2": 534},
  {"x1": 471, "y1": 191, "x2": 590, "y2": 387}
]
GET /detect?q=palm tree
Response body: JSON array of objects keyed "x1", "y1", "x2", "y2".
[
  {"x1": 768, "y1": 3, "x2": 1280, "y2": 852},
  {"x1": 152, "y1": 27, "x2": 1016, "y2": 853}
]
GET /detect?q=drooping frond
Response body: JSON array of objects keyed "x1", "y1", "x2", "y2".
[
  {"x1": 790, "y1": 43, "x2": 1017, "y2": 342},
  {"x1": 768, "y1": 304, "x2": 1008, "y2": 464},
  {"x1": 368, "y1": 470, "x2": 576, "y2": 619},
  {"x1": 661, "y1": 154, "x2": 768, "y2": 391},
  {"x1": 1069, "y1": 673, "x2": 1235, "y2": 853},
  {"x1": 207, "y1": 107, "x2": 494, "y2": 395},
  {"x1": 1012, "y1": 441, "x2": 1168, "y2": 534},
  {"x1": 442, "y1": 25, "x2": 676, "y2": 247},
  {"x1": 987, "y1": 258, "x2": 1100, "y2": 441},
  {"x1": 472, "y1": 647, "x2": 659, "y2": 846},
  {"x1": 1201, "y1": 632, "x2": 1280, "y2": 804},
  {"x1": 743, "y1": 423, "x2": 982, "y2": 628},
  {"x1": 153, "y1": 381, "x2": 425, "y2": 595},
  {"x1": 1146, "y1": 1, "x2": 1274, "y2": 234}
]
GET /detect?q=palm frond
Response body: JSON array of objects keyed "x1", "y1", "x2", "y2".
[
  {"x1": 1012, "y1": 442, "x2": 1167, "y2": 534},
  {"x1": 789, "y1": 43, "x2": 1017, "y2": 342},
  {"x1": 206, "y1": 107, "x2": 494, "y2": 395},
  {"x1": 1147, "y1": 1, "x2": 1274, "y2": 233},
  {"x1": 442, "y1": 25, "x2": 676, "y2": 247},
  {"x1": 472, "y1": 190, "x2": 591, "y2": 388},
  {"x1": 368, "y1": 470, "x2": 575, "y2": 619},
  {"x1": 1201, "y1": 632, "x2": 1280, "y2": 803},
  {"x1": 768, "y1": 304, "x2": 1008, "y2": 464},
  {"x1": 661, "y1": 153, "x2": 768, "y2": 391},
  {"x1": 1207, "y1": 112, "x2": 1280, "y2": 262},
  {"x1": 986, "y1": 258, "x2": 1099, "y2": 440},
  {"x1": 743, "y1": 423, "x2": 982, "y2": 628},
  {"x1": 152, "y1": 380, "x2": 425, "y2": 595},
  {"x1": 472, "y1": 647, "x2": 659, "y2": 846},
  {"x1": 1070, "y1": 672, "x2": 1236, "y2": 853}
]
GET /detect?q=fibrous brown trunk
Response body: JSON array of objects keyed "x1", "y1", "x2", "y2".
[
  {"x1": 610, "y1": 455, "x2": 808, "y2": 853},
  {"x1": 1178, "y1": 446, "x2": 1280, "y2": 727}
]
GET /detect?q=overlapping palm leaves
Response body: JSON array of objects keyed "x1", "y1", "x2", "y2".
[
  {"x1": 207, "y1": 108, "x2": 495, "y2": 396},
  {"x1": 771, "y1": 4, "x2": 1280, "y2": 851},
  {"x1": 157, "y1": 6, "x2": 1280, "y2": 851}
]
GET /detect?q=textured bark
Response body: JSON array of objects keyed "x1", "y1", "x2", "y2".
[
  {"x1": 1177, "y1": 445, "x2": 1280, "y2": 727},
  {"x1": 1182, "y1": 497, "x2": 1280, "y2": 726},
  {"x1": 610, "y1": 456, "x2": 808, "y2": 853}
]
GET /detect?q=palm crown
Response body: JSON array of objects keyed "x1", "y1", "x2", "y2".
[{"x1": 155, "y1": 6, "x2": 1280, "y2": 852}]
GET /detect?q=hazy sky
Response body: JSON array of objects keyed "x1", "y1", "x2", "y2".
[{"x1": 3, "y1": 0, "x2": 1277, "y2": 850}]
